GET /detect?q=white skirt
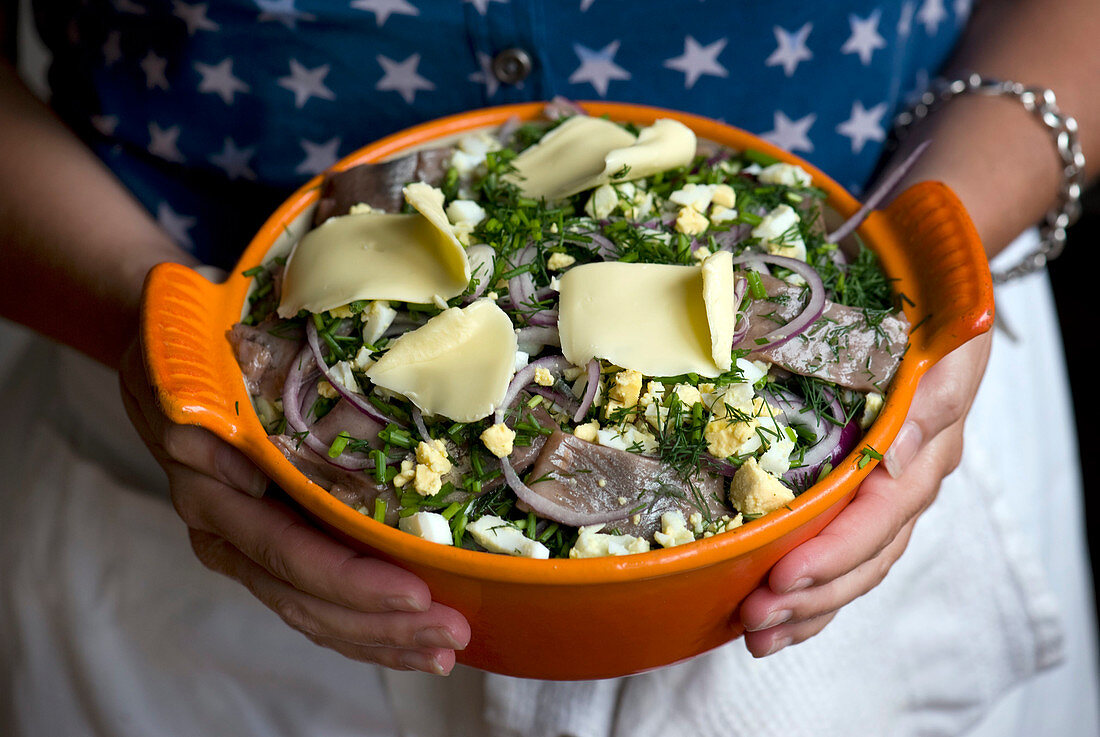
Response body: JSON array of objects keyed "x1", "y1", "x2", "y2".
[{"x1": 0, "y1": 235, "x2": 1096, "y2": 736}]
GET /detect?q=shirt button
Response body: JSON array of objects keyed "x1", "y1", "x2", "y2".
[{"x1": 492, "y1": 48, "x2": 533, "y2": 85}]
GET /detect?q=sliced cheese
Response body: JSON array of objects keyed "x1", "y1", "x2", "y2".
[
  {"x1": 507, "y1": 117, "x2": 696, "y2": 200},
  {"x1": 366, "y1": 299, "x2": 517, "y2": 422},
  {"x1": 558, "y1": 261, "x2": 725, "y2": 377},
  {"x1": 277, "y1": 184, "x2": 469, "y2": 317},
  {"x1": 701, "y1": 251, "x2": 735, "y2": 372}
]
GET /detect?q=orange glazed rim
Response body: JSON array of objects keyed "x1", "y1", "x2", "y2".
[{"x1": 144, "y1": 101, "x2": 993, "y2": 586}]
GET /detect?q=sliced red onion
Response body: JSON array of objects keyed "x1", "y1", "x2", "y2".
[
  {"x1": 544, "y1": 96, "x2": 586, "y2": 120},
  {"x1": 586, "y1": 232, "x2": 618, "y2": 260},
  {"x1": 495, "y1": 355, "x2": 573, "y2": 423},
  {"x1": 282, "y1": 346, "x2": 375, "y2": 471},
  {"x1": 306, "y1": 319, "x2": 403, "y2": 427},
  {"x1": 827, "y1": 140, "x2": 931, "y2": 244},
  {"x1": 508, "y1": 244, "x2": 537, "y2": 312},
  {"x1": 730, "y1": 275, "x2": 750, "y2": 347},
  {"x1": 732, "y1": 254, "x2": 826, "y2": 351},
  {"x1": 515, "y1": 326, "x2": 561, "y2": 348},
  {"x1": 495, "y1": 115, "x2": 522, "y2": 145},
  {"x1": 529, "y1": 385, "x2": 581, "y2": 415},
  {"x1": 712, "y1": 223, "x2": 751, "y2": 252},
  {"x1": 768, "y1": 386, "x2": 860, "y2": 489},
  {"x1": 526, "y1": 309, "x2": 558, "y2": 327},
  {"x1": 573, "y1": 358, "x2": 599, "y2": 422},
  {"x1": 501, "y1": 456, "x2": 631, "y2": 527},
  {"x1": 411, "y1": 406, "x2": 431, "y2": 442},
  {"x1": 464, "y1": 244, "x2": 496, "y2": 302}
]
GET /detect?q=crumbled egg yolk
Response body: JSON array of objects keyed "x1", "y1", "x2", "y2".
[
  {"x1": 480, "y1": 422, "x2": 516, "y2": 458},
  {"x1": 573, "y1": 420, "x2": 600, "y2": 442},
  {"x1": 654, "y1": 511, "x2": 695, "y2": 548},
  {"x1": 533, "y1": 366, "x2": 555, "y2": 386},
  {"x1": 604, "y1": 368, "x2": 643, "y2": 420},
  {"x1": 392, "y1": 459, "x2": 416, "y2": 488},
  {"x1": 675, "y1": 206, "x2": 709, "y2": 236},
  {"x1": 413, "y1": 464, "x2": 443, "y2": 497},
  {"x1": 711, "y1": 183, "x2": 736, "y2": 209},
  {"x1": 546, "y1": 252, "x2": 576, "y2": 271},
  {"x1": 729, "y1": 457, "x2": 796, "y2": 516}
]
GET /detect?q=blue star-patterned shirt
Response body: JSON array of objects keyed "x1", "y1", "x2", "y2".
[{"x1": 35, "y1": 0, "x2": 966, "y2": 267}]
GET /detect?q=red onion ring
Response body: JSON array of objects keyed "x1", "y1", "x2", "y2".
[
  {"x1": 827, "y1": 140, "x2": 931, "y2": 244},
  {"x1": 306, "y1": 319, "x2": 403, "y2": 427},
  {"x1": 508, "y1": 244, "x2": 537, "y2": 312},
  {"x1": 515, "y1": 326, "x2": 560, "y2": 348},
  {"x1": 526, "y1": 309, "x2": 558, "y2": 327},
  {"x1": 495, "y1": 355, "x2": 573, "y2": 423},
  {"x1": 501, "y1": 456, "x2": 632, "y2": 528},
  {"x1": 464, "y1": 244, "x2": 496, "y2": 302},
  {"x1": 411, "y1": 406, "x2": 431, "y2": 442},
  {"x1": 732, "y1": 254, "x2": 826, "y2": 351},
  {"x1": 281, "y1": 346, "x2": 376, "y2": 470},
  {"x1": 573, "y1": 358, "x2": 599, "y2": 422},
  {"x1": 529, "y1": 385, "x2": 581, "y2": 415}
]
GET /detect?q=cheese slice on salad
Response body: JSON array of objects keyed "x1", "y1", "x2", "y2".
[
  {"x1": 701, "y1": 251, "x2": 735, "y2": 372},
  {"x1": 366, "y1": 299, "x2": 518, "y2": 422},
  {"x1": 508, "y1": 117, "x2": 696, "y2": 200},
  {"x1": 277, "y1": 183, "x2": 470, "y2": 317},
  {"x1": 558, "y1": 258, "x2": 733, "y2": 378}
]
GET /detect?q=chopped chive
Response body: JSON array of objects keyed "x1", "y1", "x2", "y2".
[
  {"x1": 526, "y1": 395, "x2": 543, "y2": 408},
  {"x1": 746, "y1": 270, "x2": 766, "y2": 299},
  {"x1": 373, "y1": 498, "x2": 387, "y2": 522},
  {"x1": 327, "y1": 431, "x2": 351, "y2": 458}
]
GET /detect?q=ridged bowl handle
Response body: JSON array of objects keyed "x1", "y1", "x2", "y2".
[
  {"x1": 141, "y1": 262, "x2": 246, "y2": 444},
  {"x1": 880, "y1": 180, "x2": 995, "y2": 366}
]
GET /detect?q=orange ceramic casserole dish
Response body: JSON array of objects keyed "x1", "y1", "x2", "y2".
[{"x1": 141, "y1": 102, "x2": 994, "y2": 680}]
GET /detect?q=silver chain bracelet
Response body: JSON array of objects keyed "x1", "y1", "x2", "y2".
[{"x1": 892, "y1": 72, "x2": 1086, "y2": 284}]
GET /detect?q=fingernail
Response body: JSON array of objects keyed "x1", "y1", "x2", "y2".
[
  {"x1": 884, "y1": 421, "x2": 923, "y2": 479},
  {"x1": 216, "y1": 444, "x2": 268, "y2": 497},
  {"x1": 783, "y1": 577, "x2": 813, "y2": 594},
  {"x1": 763, "y1": 635, "x2": 793, "y2": 657},
  {"x1": 384, "y1": 595, "x2": 428, "y2": 613},
  {"x1": 402, "y1": 651, "x2": 446, "y2": 676},
  {"x1": 748, "y1": 609, "x2": 791, "y2": 632},
  {"x1": 415, "y1": 627, "x2": 462, "y2": 650}
]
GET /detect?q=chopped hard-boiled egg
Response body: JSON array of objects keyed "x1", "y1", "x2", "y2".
[
  {"x1": 467, "y1": 516, "x2": 550, "y2": 558},
  {"x1": 570, "y1": 524, "x2": 651, "y2": 558},
  {"x1": 729, "y1": 457, "x2": 796, "y2": 516},
  {"x1": 398, "y1": 512, "x2": 454, "y2": 545}
]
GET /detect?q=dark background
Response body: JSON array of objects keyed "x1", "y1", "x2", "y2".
[{"x1": 1050, "y1": 184, "x2": 1099, "y2": 615}]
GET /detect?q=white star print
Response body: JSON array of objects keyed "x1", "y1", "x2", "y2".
[
  {"x1": 351, "y1": 0, "x2": 418, "y2": 26},
  {"x1": 841, "y1": 10, "x2": 886, "y2": 66},
  {"x1": 156, "y1": 201, "x2": 197, "y2": 248},
  {"x1": 296, "y1": 137, "x2": 342, "y2": 176},
  {"x1": 761, "y1": 111, "x2": 816, "y2": 154},
  {"x1": 91, "y1": 114, "x2": 120, "y2": 137},
  {"x1": 195, "y1": 58, "x2": 250, "y2": 105},
  {"x1": 663, "y1": 36, "x2": 727, "y2": 90},
  {"x1": 765, "y1": 23, "x2": 813, "y2": 77},
  {"x1": 140, "y1": 51, "x2": 170, "y2": 90},
  {"x1": 172, "y1": 1, "x2": 219, "y2": 35},
  {"x1": 210, "y1": 138, "x2": 257, "y2": 181},
  {"x1": 954, "y1": 0, "x2": 972, "y2": 24},
  {"x1": 148, "y1": 122, "x2": 185, "y2": 163},
  {"x1": 376, "y1": 53, "x2": 435, "y2": 104},
  {"x1": 580, "y1": 0, "x2": 595, "y2": 10},
  {"x1": 468, "y1": 51, "x2": 500, "y2": 98},
  {"x1": 916, "y1": 0, "x2": 946, "y2": 35},
  {"x1": 254, "y1": 0, "x2": 314, "y2": 29},
  {"x1": 278, "y1": 60, "x2": 337, "y2": 108},
  {"x1": 898, "y1": 1, "x2": 915, "y2": 37},
  {"x1": 464, "y1": 0, "x2": 507, "y2": 14},
  {"x1": 102, "y1": 30, "x2": 122, "y2": 66},
  {"x1": 569, "y1": 41, "x2": 630, "y2": 97},
  {"x1": 836, "y1": 100, "x2": 888, "y2": 154}
]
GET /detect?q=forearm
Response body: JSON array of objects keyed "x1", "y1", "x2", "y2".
[
  {"x1": 890, "y1": 0, "x2": 1100, "y2": 256},
  {"x1": 0, "y1": 59, "x2": 197, "y2": 370}
]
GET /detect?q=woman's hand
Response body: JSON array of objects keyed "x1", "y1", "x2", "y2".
[
  {"x1": 118, "y1": 337, "x2": 471, "y2": 674},
  {"x1": 738, "y1": 331, "x2": 992, "y2": 657}
]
